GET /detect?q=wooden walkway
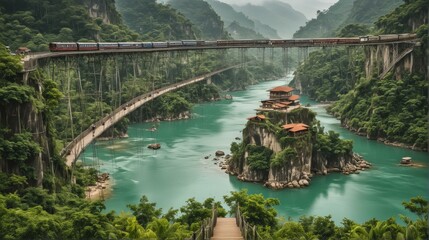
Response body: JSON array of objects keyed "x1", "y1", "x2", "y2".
[{"x1": 212, "y1": 218, "x2": 243, "y2": 240}]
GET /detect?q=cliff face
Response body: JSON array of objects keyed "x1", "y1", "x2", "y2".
[
  {"x1": 227, "y1": 108, "x2": 370, "y2": 189},
  {"x1": 87, "y1": 0, "x2": 122, "y2": 24},
  {"x1": 364, "y1": 43, "x2": 425, "y2": 80},
  {"x1": 0, "y1": 72, "x2": 61, "y2": 187}
]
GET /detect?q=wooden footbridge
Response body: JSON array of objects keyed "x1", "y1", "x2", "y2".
[{"x1": 186, "y1": 205, "x2": 260, "y2": 240}]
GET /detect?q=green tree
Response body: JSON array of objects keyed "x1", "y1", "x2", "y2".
[
  {"x1": 127, "y1": 195, "x2": 163, "y2": 227},
  {"x1": 224, "y1": 189, "x2": 279, "y2": 227},
  {"x1": 274, "y1": 221, "x2": 307, "y2": 239},
  {"x1": 147, "y1": 218, "x2": 190, "y2": 240}
]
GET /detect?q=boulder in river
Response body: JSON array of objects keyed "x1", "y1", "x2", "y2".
[
  {"x1": 215, "y1": 150, "x2": 225, "y2": 156},
  {"x1": 148, "y1": 143, "x2": 161, "y2": 150}
]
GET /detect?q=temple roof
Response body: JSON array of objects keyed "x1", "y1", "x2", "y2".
[
  {"x1": 269, "y1": 86, "x2": 294, "y2": 93},
  {"x1": 247, "y1": 114, "x2": 266, "y2": 121},
  {"x1": 289, "y1": 95, "x2": 300, "y2": 101},
  {"x1": 282, "y1": 123, "x2": 309, "y2": 132}
]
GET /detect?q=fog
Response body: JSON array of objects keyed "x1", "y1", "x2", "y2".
[{"x1": 217, "y1": 0, "x2": 339, "y2": 19}]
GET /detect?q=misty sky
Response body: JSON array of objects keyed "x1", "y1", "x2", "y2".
[{"x1": 217, "y1": 0, "x2": 339, "y2": 19}]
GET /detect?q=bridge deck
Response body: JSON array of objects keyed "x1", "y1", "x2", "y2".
[{"x1": 212, "y1": 218, "x2": 243, "y2": 240}]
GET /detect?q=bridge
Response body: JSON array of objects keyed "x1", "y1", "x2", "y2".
[
  {"x1": 19, "y1": 35, "x2": 420, "y2": 167},
  {"x1": 22, "y1": 34, "x2": 419, "y2": 73},
  {"x1": 62, "y1": 65, "x2": 240, "y2": 166},
  {"x1": 186, "y1": 205, "x2": 261, "y2": 240}
]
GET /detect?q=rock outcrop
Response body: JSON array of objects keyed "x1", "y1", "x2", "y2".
[{"x1": 227, "y1": 108, "x2": 370, "y2": 189}]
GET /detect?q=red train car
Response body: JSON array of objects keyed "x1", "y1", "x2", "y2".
[
  {"x1": 337, "y1": 37, "x2": 359, "y2": 44},
  {"x1": 49, "y1": 42, "x2": 78, "y2": 51}
]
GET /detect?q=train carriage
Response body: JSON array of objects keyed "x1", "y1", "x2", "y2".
[
  {"x1": 313, "y1": 38, "x2": 338, "y2": 46},
  {"x1": 167, "y1": 41, "x2": 183, "y2": 47},
  {"x1": 202, "y1": 41, "x2": 217, "y2": 46},
  {"x1": 142, "y1": 42, "x2": 153, "y2": 48},
  {"x1": 337, "y1": 37, "x2": 359, "y2": 44},
  {"x1": 270, "y1": 39, "x2": 295, "y2": 46},
  {"x1": 98, "y1": 42, "x2": 119, "y2": 50},
  {"x1": 118, "y1": 42, "x2": 142, "y2": 49},
  {"x1": 49, "y1": 42, "x2": 78, "y2": 51},
  {"x1": 152, "y1": 42, "x2": 168, "y2": 48},
  {"x1": 77, "y1": 42, "x2": 98, "y2": 51},
  {"x1": 182, "y1": 40, "x2": 197, "y2": 47}
]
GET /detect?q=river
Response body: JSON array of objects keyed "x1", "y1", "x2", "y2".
[{"x1": 81, "y1": 77, "x2": 429, "y2": 223}]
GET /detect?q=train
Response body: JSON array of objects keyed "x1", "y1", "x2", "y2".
[{"x1": 49, "y1": 33, "x2": 416, "y2": 52}]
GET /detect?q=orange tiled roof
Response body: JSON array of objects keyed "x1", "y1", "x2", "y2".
[
  {"x1": 269, "y1": 86, "x2": 294, "y2": 93},
  {"x1": 257, "y1": 114, "x2": 266, "y2": 120},
  {"x1": 289, "y1": 125, "x2": 308, "y2": 132},
  {"x1": 288, "y1": 95, "x2": 300, "y2": 101},
  {"x1": 282, "y1": 123, "x2": 309, "y2": 132},
  {"x1": 247, "y1": 115, "x2": 266, "y2": 121}
]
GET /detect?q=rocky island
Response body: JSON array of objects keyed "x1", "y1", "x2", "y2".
[{"x1": 226, "y1": 86, "x2": 371, "y2": 189}]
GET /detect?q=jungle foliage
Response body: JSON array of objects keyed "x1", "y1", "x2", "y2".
[
  {"x1": 329, "y1": 73, "x2": 428, "y2": 149},
  {"x1": 0, "y1": 0, "x2": 139, "y2": 51},
  {"x1": 293, "y1": 0, "x2": 402, "y2": 38},
  {"x1": 167, "y1": 0, "x2": 229, "y2": 40},
  {"x1": 293, "y1": 47, "x2": 366, "y2": 102},
  {"x1": 115, "y1": 0, "x2": 196, "y2": 41},
  {"x1": 293, "y1": 0, "x2": 428, "y2": 149},
  {"x1": 224, "y1": 190, "x2": 428, "y2": 240}
]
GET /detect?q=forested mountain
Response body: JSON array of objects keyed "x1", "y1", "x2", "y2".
[
  {"x1": 0, "y1": 0, "x2": 139, "y2": 51},
  {"x1": 226, "y1": 21, "x2": 265, "y2": 39},
  {"x1": 205, "y1": 0, "x2": 280, "y2": 39},
  {"x1": 115, "y1": 0, "x2": 196, "y2": 40},
  {"x1": 293, "y1": 0, "x2": 428, "y2": 150},
  {"x1": 294, "y1": 0, "x2": 403, "y2": 38},
  {"x1": 293, "y1": 0, "x2": 355, "y2": 38},
  {"x1": 343, "y1": 0, "x2": 403, "y2": 27},
  {"x1": 232, "y1": 0, "x2": 307, "y2": 38},
  {"x1": 205, "y1": 0, "x2": 254, "y2": 29},
  {"x1": 167, "y1": 0, "x2": 228, "y2": 39}
]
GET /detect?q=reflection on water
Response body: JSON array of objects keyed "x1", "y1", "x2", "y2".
[{"x1": 81, "y1": 77, "x2": 428, "y2": 223}]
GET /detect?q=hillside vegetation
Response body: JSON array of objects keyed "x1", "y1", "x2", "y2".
[
  {"x1": 294, "y1": 0, "x2": 403, "y2": 38},
  {"x1": 293, "y1": 0, "x2": 428, "y2": 150},
  {"x1": 0, "y1": 0, "x2": 139, "y2": 51},
  {"x1": 115, "y1": 0, "x2": 196, "y2": 40},
  {"x1": 167, "y1": 0, "x2": 228, "y2": 39}
]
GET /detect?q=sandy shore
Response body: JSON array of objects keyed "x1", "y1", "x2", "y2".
[{"x1": 85, "y1": 178, "x2": 113, "y2": 201}]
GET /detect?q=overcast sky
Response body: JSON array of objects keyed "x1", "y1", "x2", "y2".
[{"x1": 217, "y1": 0, "x2": 339, "y2": 19}]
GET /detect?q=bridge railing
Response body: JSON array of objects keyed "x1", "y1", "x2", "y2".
[
  {"x1": 60, "y1": 64, "x2": 242, "y2": 161},
  {"x1": 186, "y1": 206, "x2": 218, "y2": 240},
  {"x1": 236, "y1": 204, "x2": 262, "y2": 240}
]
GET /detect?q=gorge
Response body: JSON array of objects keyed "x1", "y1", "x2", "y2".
[{"x1": 82, "y1": 77, "x2": 429, "y2": 224}]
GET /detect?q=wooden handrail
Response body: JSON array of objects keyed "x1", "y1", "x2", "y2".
[
  {"x1": 186, "y1": 205, "x2": 218, "y2": 240},
  {"x1": 236, "y1": 204, "x2": 261, "y2": 240}
]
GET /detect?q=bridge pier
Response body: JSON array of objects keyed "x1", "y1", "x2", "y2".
[{"x1": 206, "y1": 76, "x2": 212, "y2": 85}]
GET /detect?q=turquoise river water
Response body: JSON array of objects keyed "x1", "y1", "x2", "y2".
[{"x1": 81, "y1": 77, "x2": 428, "y2": 223}]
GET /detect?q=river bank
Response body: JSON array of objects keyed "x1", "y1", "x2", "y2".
[{"x1": 85, "y1": 173, "x2": 113, "y2": 201}]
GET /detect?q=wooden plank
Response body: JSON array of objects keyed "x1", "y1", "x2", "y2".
[{"x1": 212, "y1": 218, "x2": 243, "y2": 240}]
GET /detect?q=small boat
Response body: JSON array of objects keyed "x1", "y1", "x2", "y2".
[{"x1": 400, "y1": 157, "x2": 412, "y2": 165}]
